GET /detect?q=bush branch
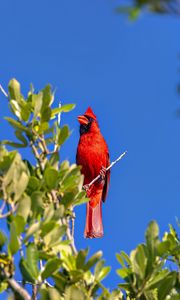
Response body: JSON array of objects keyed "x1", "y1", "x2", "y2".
[
  {"x1": 0, "y1": 84, "x2": 8, "y2": 98},
  {"x1": 7, "y1": 277, "x2": 31, "y2": 300}
]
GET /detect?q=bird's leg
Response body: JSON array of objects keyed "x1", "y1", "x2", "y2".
[{"x1": 99, "y1": 166, "x2": 106, "y2": 181}]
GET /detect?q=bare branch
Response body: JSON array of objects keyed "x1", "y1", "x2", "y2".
[
  {"x1": 0, "y1": 204, "x2": 17, "y2": 219},
  {"x1": 58, "y1": 101, "x2": 61, "y2": 126},
  {"x1": 0, "y1": 84, "x2": 8, "y2": 98},
  {"x1": 7, "y1": 277, "x2": 31, "y2": 300},
  {"x1": 83, "y1": 150, "x2": 127, "y2": 189}
]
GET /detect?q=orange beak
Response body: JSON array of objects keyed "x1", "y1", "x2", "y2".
[{"x1": 77, "y1": 115, "x2": 89, "y2": 125}]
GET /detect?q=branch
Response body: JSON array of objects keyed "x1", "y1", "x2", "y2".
[
  {"x1": 0, "y1": 84, "x2": 8, "y2": 98},
  {"x1": 7, "y1": 277, "x2": 31, "y2": 300},
  {"x1": 0, "y1": 204, "x2": 17, "y2": 219},
  {"x1": 83, "y1": 150, "x2": 127, "y2": 189}
]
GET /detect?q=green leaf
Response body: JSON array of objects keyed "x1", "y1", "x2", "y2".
[
  {"x1": 8, "y1": 78, "x2": 21, "y2": 101},
  {"x1": 60, "y1": 192, "x2": 75, "y2": 208},
  {"x1": 21, "y1": 102, "x2": 31, "y2": 122},
  {"x1": 28, "y1": 176, "x2": 40, "y2": 192},
  {"x1": 120, "y1": 251, "x2": 131, "y2": 265},
  {"x1": 84, "y1": 251, "x2": 102, "y2": 271},
  {"x1": 17, "y1": 194, "x2": 31, "y2": 222},
  {"x1": 15, "y1": 130, "x2": 28, "y2": 146},
  {"x1": 26, "y1": 244, "x2": 39, "y2": 278},
  {"x1": 31, "y1": 191, "x2": 43, "y2": 216},
  {"x1": 44, "y1": 168, "x2": 59, "y2": 189},
  {"x1": 0, "y1": 231, "x2": 6, "y2": 250},
  {"x1": 9, "y1": 223, "x2": 19, "y2": 255},
  {"x1": 19, "y1": 258, "x2": 36, "y2": 283},
  {"x1": 41, "y1": 107, "x2": 51, "y2": 122},
  {"x1": 146, "y1": 221, "x2": 159, "y2": 253},
  {"x1": 32, "y1": 93, "x2": 43, "y2": 118},
  {"x1": 146, "y1": 269, "x2": 169, "y2": 290},
  {"x1": 3, "y1": 140, "x2": 27, "y2": 148},
  {"x1": 13, "y1": 215, "x2": 25, "y2": 235},
  {"x1": 0, "y1": 281, "x2": 8, "y2": 293},
  {"x1": 9, "y1": 99, "x2": 21, "y2": 119},
  {"x1": 76, "y1": 248, "x2": 88, "y2": 270},
  {"x1": 51, "y1": 104, "x2": 75, "y2": 118},
  {"x1": 116, "y1": 267, "x2": 131, "y2": 279},
  {"x1": 130, "y1": 244, "x2": 147, "y2": 280},
  {"x1": 58, "y1": 125, "x2": 70, "y2": 146},
  {"x1": 116, "y1": 253, "x2": 125, "y2": 267},
  {"x1": 49, "y1": 152, "x2": 60, "y2": 169},
  {"x1": 64, "y1": 286, "x2": 85, "y2": 300},
  {"x1": 41, "y1": 258, "x2": 62, "y2": 280},
  {"x1": 42, "y1": 84, "x2": 54, "y2": 107},
  {"x1": 44, "y1": 225, "x2": 67, "y2": 247},
  {"x1": 157, "y1": 241, "x2": 171, "y2": 256},
  {"x1": 5, "y1": 117, "x2": 30, "y2": 134},
  {"x1": 96, "y1": 266, "x2": 111, "y2": 281},
  {"x1": 23, "y1": 222, "x2": 40, "y2": 243},
  {"x1": 158, "y1": 272, "x2": 177, "y2": 300}
]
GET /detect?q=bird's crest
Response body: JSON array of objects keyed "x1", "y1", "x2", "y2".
[{"x1": 84, "y1": 107, "x2": 97, "y2": 120}]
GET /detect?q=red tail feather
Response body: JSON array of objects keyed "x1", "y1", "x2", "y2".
[{"x1": 84, "y1": 200, "x2": 103, "y2": 238}]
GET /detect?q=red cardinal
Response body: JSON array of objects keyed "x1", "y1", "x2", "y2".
[{"x1": 76, "y1": 107, "x2": 110, "y2": 238}]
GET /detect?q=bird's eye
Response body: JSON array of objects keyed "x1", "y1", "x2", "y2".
[{"x1": 84, "y1": 115, "x2": 94, "y2": 122}]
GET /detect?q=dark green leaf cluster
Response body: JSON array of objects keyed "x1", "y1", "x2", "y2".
[
  {"x1": 116, "y1": 221, "x2": 180, "y2": 299},
  {"x1": 116, "y1": 0, "x2": 180, "y2": 20}
]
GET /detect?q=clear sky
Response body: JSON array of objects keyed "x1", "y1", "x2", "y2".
[{"x1": 0, "y1": 0, "x2": 180, "y2": 293}]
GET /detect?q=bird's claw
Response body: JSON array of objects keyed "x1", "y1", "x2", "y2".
[
  {"x1": 83, "y1": 184, "x2": 90, "y2": 192},
  {"x1": 100, "y1": 166, "x2": 106, "y2": 180}
]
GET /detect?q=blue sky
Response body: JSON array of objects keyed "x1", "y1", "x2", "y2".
[{"x1": 0, "y1": 0, "x2": 180, "y2": 293}]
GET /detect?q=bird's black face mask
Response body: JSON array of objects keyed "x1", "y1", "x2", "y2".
[{"x1": 80, "y1": 116, "x2": 94, "y2": 135}]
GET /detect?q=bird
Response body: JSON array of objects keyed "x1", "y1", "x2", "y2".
[{"x1": 76, "y1": 107, "x2": 110, "y2": 238}]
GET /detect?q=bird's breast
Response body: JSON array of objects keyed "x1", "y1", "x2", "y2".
[{"x1": 77, "y1": 133, "x2": 108, "y2": 184}]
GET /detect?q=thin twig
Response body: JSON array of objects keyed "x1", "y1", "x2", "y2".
[
  {"x1": 58, "y1": 101, "x2": 61, "y2": 126},
  {"x1": 0, "y1": 200, "x2": 6, "y2": 214},
  {"x1": 0, "y1": 84, "x2": 8, "y2": 98},
  {"x1": 62, "y1": 218, "x2": 77, "y2": 255},
  {"x1": 0, "y1": 204, "x2": 17, "y2": 219},
  {"x1": 83, "y1": 150, "x2": 127, "y2": 189}
]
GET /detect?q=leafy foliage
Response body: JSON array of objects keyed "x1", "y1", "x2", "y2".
[
  {"x1": 0, "y1": 79, "x2": 179, "y2": 300},
  {"x1": 116, "y1": 0, "x2": 180, "y2": 20}
]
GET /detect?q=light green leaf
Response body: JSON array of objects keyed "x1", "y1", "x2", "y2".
[
  {"x1": 58, "y1": 125, "x2": 70, "y2": 146},
  {"x1": 8, "y1": 78, "x2": 21, "y2": 101},
  {"x1": 13, "y1": 215, "x2": 25, "y2": 235},
  {"x1": 157, "y1": 241, "x2": 171, "y2": 256},
  {"x1": 31, "y1": 191, "x2": 43, "y2": 216},
  {"x1": 26, "y1": 244, "x2": 39, "y2": 278},
  {"x1": 28, "y1": 176, "x2": 40, "y2": 191},
  {"x1": 19, "y1": 258, "x2": 36, "y2": 283},
  {"x1": 23, "y1": 222, "x2": 40, "y2": 243},
  {"x1": 5, "y1": 117, "x2": 30, "y2": 134},
  {"x1": 44, "y1": 168, "x2": 59, "y2": 189},
  {"x1": 32, "y1": 93, "x2": 43, "y2": 118},
  {"x1": 130, "y1": 244, "x2": 147, "y2": 280},
  {"x1": 17, "y1": 194, "x2": 31, "y2": 222},
  {"x1": 44, "y1": 225, "x2": 67, "y2": 247},
  {"x1": 84, "y1": 251, "x2": 102, "y2": 271},
  {"x1": 76, "y1": 248, "x2": 88, "y2": 270},
  {"x1": 41, "y1": 258, "x2": 62, "y2": 280},
  {"x1": 9, "y1": 223, "x2": 19, "y2": 255},
  {"x1": 0, "y1": 231, "x2": 6, "y2": 250},
  {"x1": 96, "y1": 266, "x2": 111, "y2": 281},
  {"x1": 51, "y1": 104, "x2": 75, "y2": 118}
]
